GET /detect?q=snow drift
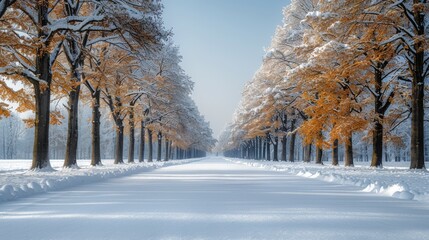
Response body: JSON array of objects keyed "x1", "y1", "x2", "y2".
[
  {"x1": 228, "y1": 158, "x2": 429, "y2": 203},
  {"x1": 0, "y1": 159, "x2": 194, "y2": 202}
]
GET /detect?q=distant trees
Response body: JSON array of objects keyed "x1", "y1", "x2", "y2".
[
  {"x1": 0, "y1": 0, "x2": 215, "y2": 168},
  {"x1": 219, "y1": 0, "x2": 428, "y2": 169},
  {"x1": 0, "y1": 113, "x2": 24, "y2": 159}
]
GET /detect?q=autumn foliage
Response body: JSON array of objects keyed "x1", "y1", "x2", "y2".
[
  {"x1": 219, "y1": 0, "x2": 428, "y2": 169},
  {"x1": 0, "y1": 0, "x2": 215, "y2": 169}
]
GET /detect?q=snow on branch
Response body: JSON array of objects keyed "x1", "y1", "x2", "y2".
[
  {"x1": 0, "y1": 66, "x2": 47, "y2": 85},
  {"x1": 48, "y1": 12, "x2": 105, "y2": 36},
  {"x1": 3, "y1": 46, "x2": 35, "y2": 73}
]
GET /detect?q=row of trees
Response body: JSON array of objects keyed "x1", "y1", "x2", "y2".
[
  {"x1": 0, "y1": 0, "x2": 215, "y2": 169},
  {"x1": 217, "y1": 0, "x2": 428, "y2": 169}
]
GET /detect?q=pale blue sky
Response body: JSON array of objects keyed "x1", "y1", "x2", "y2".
[{"x1": 162, "y1": 0, "x2": 291, "y2": 138}]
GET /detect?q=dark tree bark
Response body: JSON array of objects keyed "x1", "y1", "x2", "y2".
[
  {"x1": 280, "y1": 113, "x2": 288, "y2": 161},
  {"x1": 157, "y1": 131, "x2": 162, "y2": 161},
  {"x1": 138, "y1": 121, "x2": 145, "y2": 162},
  {"x1": 64, "y1": 81, "x2": 80, "y2": 168},
  {"x1": 169, "y1": 141, "x2": 173, "y2": 160},
  {"x1": 289, "y1": 119, "x2": 296, "y2": 162},
  {"x1": 315, "y1": 146, "x2": 323, "y2": 165},
  {"x1": 253, "y1": 138, "x2": 257, "y2": 159},
  {"x1": 90, "y1": 89, "x2": 101, "y2": 166},
  {"x1": 63, "y1": 3, "x2": 89, "y2": 168},
  {"x1": 266, "y1": 137, "x2": 271, "y2": 161},
  {"x1": 371, "y1": 118, "x2": 383, "y2": 167},
  {"x1": 258, "y1": 136, "x2": 262, "y2": 160},
  {"x1": 31, "y1": 2, "x2": 52, "y2": 170},
  {"x1": 345, "y1": 136, "x2": 354, "y2": 167},
  {"x1": 281, "y1": 135, "x2": 287, "y2": 161},
  {"x1": 252, "y1": 140, "x2": 255, "y2": 159},
  {"x1": 128, "y1": 104, "x2": 135, "y2": 163},
  {"x1": 147, "y1": 129, "x2": 153, "y2": 162},
  {"x1": 164, "y1": 139, "x2": 169, "y2": 161},
  {"x1": 114, "y1": 119, "x2": 124, "y2": 164},
  {"x1": 371, "y1": 67, "x2": 383, "y2": 168},
  {"x1": 332, "y1": 139, "x2": 339, "y2": 166},
  {"x1": 315, "y1": 131, "x2": 323, "y2": 165},
  {"x1": 31, "y1": 82, "x2": 51, "y2": 169},
  {"x1": 304, "y1": 143, "x2": 312, "y2": 163},
  {"x1": 273, "y1": 136, "x2": 279, "y2": 161},
  {"x1": 410, "y1": 0, "x2": 426, "y2": 169},
  {"x1": 262, "y1": 139, "x2": 266, "y2": 159},
  {"x1": 371, "y1": 65, "x2": 392, "y2": 167},
  {"x1": 254, "y1": 137, "x2": 258, "y2": 159}
]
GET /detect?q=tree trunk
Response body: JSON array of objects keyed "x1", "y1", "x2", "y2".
[
  {"x1": 315, "y1": 146, "x2": 323, "y2": 164},
  {"x1": 258, "y1": 137, "x2": 262, "y2": 160},
  {"x1": 345, "y1": 136, "x2": 354, "y2": 167},
  {"x1": 114, "y1": 120, "x2": 124, "y2": 164},
  {"x1": 31, "y1": 84, "x2": 51, "y2": 169},
  {"x1": 128, "y1": 105, "x2": 135, "y2": 163},
  {"x1": 289, "y1": 119, "x2": 296, "y2": 162},
  {"x1": 371, "y1": 119, "x2": 383, "y2": 167},
  {"x1": 255, "y1": 138, "x2": 258, "y2": 159},
  {"x1": 138, "y1": 121, "x2": 145, "y2": 162},
  {"x1": 304, "y1": 143, "x2": 312, "y2": 163},
  {"x1": 252, "y1": 139, "x2": 256, "y2": 159},
  {"x1": 262, "y1": 140, "x2": 266, "y2": 159},
  {"x1": 266, "y1": 137, "x2": 271, "y2": 161},
  {"x1": 169, "y1": 141, "x2": 173, "y2": 160},
  {"x1": 31, "y1": 2, "x2": 52, "y2": 170},
  {"x1": 63, "y1": 73, "x2": 80, "y2": 168},
  {"x1": 90, "y1": 89, "x2": 101, "y2": 166},
  {"x1": 281, "y1": 135, "x2": 287, "y2": 161},
  {"x1": 273, "y1": 136, "x2": 279, "y2": 161},
  {"x1": 157, "y1": 131, "x2": 162, "y2": 161},
  {"x1": 147, "y1": 129, "x2": 153, "y2": 162},
  {"x1": 164, "y1": 139, "x2": 169, "y2": 161},
  {"x1": 410, "y1": 0, "x2": 426, "y2": 169},
  {"x1": 256, "y1": 137, "x2": 262, "y2": 160},
  {"x1": 332, "y1": 139, "x2": 339, "y2": 166},
  {"x1": 254, "y1": 138, "x2": 257, "y2": 159},
  {"x1": 371, "y1": 67, "x2": 384, "y2": 167}
]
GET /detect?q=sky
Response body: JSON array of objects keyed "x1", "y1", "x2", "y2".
[{"x1": 162, "y1": 0, "x2": 291, "y2": 138}]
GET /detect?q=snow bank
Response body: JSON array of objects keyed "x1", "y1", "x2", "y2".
[
  {"x1": 227, "y1": 158, "x2": 429, "y2": 203},
  {"x1": 0, "y1": 159, "x2": 195, "y2": 203}
]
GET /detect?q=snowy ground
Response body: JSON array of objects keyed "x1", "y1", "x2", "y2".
[
  {"x1": 1, "y1": 157, "x2": 428, "y2": 240},
  {"x1": 0, "y1": 159, "x2": 195, "y2": 202},
  {"x1": 228, "y1": 158, "x2": 429, "y2": 203}
]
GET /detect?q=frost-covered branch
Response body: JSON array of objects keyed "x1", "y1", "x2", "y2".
[{"x1": 0, "y1": 66, "x2": 46, "y2": 85}]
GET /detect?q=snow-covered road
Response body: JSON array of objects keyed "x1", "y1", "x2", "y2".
[{"x1": 0, "y1": 157, "x2": 428, "y2": 240}]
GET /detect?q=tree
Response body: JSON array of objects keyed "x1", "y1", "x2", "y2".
[
  {"x1": 0, "y1": 113, "x2": 24, "y2": 159},
  {"x1": 100, "y1": 46, "x2": 140, "y2": 164},
  {"x1": 382, "y1": 0, "x2": 428, "y2": 169},
  {"x1": 61, "y1": 0, "x2": 165, "y2": 168}
]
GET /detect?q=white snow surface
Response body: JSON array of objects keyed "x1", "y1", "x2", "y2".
[
  {"x1": 0, "y1": 159, "x2": 195, "y2": 202},
  {"x1": 1, "y1": 157, "x2": 429, "y2": 240},
  {"x1": 228, "y1": 158, "x2": 429, "y2": 202}
]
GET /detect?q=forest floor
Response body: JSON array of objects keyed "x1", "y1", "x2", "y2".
[{"x1": 0, "y1": 157, "x2": 428, "y2": 240}]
